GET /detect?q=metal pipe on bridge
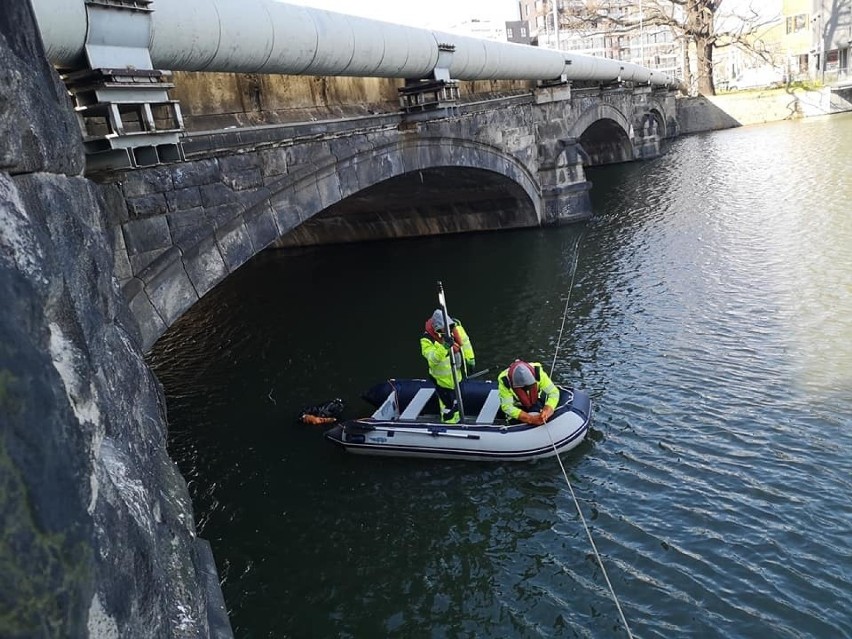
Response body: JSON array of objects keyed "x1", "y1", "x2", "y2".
[{"x1": 32, "y1": 0, "x2": 675, "y2": 87}]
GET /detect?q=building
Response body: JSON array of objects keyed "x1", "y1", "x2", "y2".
[
  {"x1": 810, "y1": 0, "x2": 851, "y2": 82},
  {"x1": 505, "y1": 20, "x2": 533, "y2": 45},
  {"x1": 717, "y1": 0, "x2": 850, "y2": 87},
  {"x1": 514, "y1": 0, "x2": 848, "y2": 91},
  {"x1": 712, "y1": 8, "x2": 787, "y2": 90},
  {"x1": 515, "y1": 0, "x2": 685, "y2": 80},
  {"x1": 447, "y1": 18, "x2": 511, "y2": 41},
  {"x1": 782, "y1": 0, "x2": 813, "y2": 79}
]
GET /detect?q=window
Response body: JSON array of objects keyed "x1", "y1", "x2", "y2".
[
  {"x1": 508, "y1": 28, "x2": 515, "y2": 38},
  {"x1": 827, "y1": 49, "x2": 839, "y2": 69},
  {"x1": 786, "y1": 13, "x2": 808, "y2": 34},
  {"x1": 521, "y1": 27, "x2": 528, "y2": 37}
]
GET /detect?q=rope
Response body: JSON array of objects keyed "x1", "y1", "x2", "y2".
[
  {"x1": 548, "y1": 231, "x2": 583, "y2": 378},
  {"x1": 545, "y1": 230, "x2": 634, "y2": 638},
  {"x1": 544, "y1": 428, "x2": 634, "y2": 637}
]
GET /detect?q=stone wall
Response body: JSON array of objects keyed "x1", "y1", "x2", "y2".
[
  {"x1": 171, "y1": 71, "x2": 535, "y2": 131},
  {"x1": 677, "y1": 86, "x2": 852, "y2": 134},
  {"x1": 105, "y1": 84, "x2": 676, "y2": 349},
  {"x1": 0, "y1": 3, "x2": 229, "y2": 637},
  {"x1": 106, "y1": 99, "x2": 551, "y2": 349}
]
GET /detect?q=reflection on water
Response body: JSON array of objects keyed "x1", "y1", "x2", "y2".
[{"x1": 149, "y1": 113, "x2": 852, "y2": 638}]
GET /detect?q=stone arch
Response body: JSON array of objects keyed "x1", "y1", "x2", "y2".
[
  {"x1": 128, "y1": 138, "x2": 540, "y2": 350},
  {"x1": 636, "y1": 110, "x2": 660, "y2": 138},
  {"x1": 567, "y1": 102, "x2": 633, "y2": 142},
  {"x1": 632, "y1": 95, "x2": 670, "y2": 140},
  {"x1": 567, "y1": 104, "x2": 635, "y2": 166},
  {"x1": 267, "y1": 137, "x2": 542, "y2": 247},
  {"x1": 645, "y1": 103, "x2": 668, "y2": 139},
  {"x1": 645, "y1": 94, "x2": 678, "y2": 139},
  {"x1": 630, "y1": 98, "x2": 671, "y2": 160}
]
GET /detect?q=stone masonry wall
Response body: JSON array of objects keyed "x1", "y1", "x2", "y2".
[
  {"x1": 0, "y1": 3, "x2": 228, "y2": 637},
  {"x1": 107, "y1": 99, "x2": 547, "y2": 349},
  {"x1": 171, "y1": 71, "x2": 535, "y2": 131},
  {"x1": 105, "y1": 85, "x2": 676, "y2": 348}
]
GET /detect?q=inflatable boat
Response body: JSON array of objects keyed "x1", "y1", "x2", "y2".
[{"x1": 325, "y1": 378, "x2": 592, "y2": 462}]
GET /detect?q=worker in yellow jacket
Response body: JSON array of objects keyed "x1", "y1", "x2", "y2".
[
  {"x1": 497, "y1": 360, "x2": 559, "y2": 425},
  {"x1": 420, "y1": 309, "x2": 475, "y2": 423}
]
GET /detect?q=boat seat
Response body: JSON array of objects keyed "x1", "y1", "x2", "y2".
[
  {"x1": 399, "y1": 388, "x2": 435, "y2": 420},
  {"x1": 475, "y1": 389, "x2": 502, "y2": 424},
  {"x1": 371, "y1": 390, "x2": 398, "y2": 420}
]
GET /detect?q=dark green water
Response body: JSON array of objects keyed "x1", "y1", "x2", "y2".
[{"x1": 149, "y1": 113, "x2": 852, "y2": 638}]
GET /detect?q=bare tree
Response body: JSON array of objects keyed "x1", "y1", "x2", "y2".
[{"x1": 557, "y1": 0, "x2": 780, "y2": 95}]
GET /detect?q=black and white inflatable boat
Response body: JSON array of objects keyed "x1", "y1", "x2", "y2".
[{"x1": 325, "y1": 378, "x2": 592, "y2": 462}]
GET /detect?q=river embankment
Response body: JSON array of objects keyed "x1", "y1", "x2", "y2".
[{"x1": 677, "y1": 84, "x2": 852, "y2": 133}]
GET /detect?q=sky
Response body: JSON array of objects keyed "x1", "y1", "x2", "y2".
[{"x1": 287, "y1": 0, "x2": 520, "y2": 30}]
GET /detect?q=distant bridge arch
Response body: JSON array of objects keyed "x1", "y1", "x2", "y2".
[
  {"x1": 569, "y1": 103, "x2": 635, "y2": 165},
  {"x1": 569, "y1": 102, "x2": 634, "y2": 140},
  {"x1": 645, "y1": 98, "x2": 670, "y2": 138}
]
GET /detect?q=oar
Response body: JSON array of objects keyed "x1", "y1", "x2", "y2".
[
  {"x1": 437, "y1": 280, "x2": 465, "y2": 421},
  {"x1": 466, "y1": 368, "x2": 490, "y2": 380}
]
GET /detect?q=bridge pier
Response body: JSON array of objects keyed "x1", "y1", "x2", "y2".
[
  {"x1": 533, "y1": 84, "x2": 595, "y2": 224},
  {"x1": 538, "y1": 138, "x2": 593, "y2": 225},
  {"x1": 633, "y1": 113, "x2": 663, "y2": 160}
]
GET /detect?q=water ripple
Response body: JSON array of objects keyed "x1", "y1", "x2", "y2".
[{"x1": 148, "y1": 114, "x2": 852, "y2": 638}]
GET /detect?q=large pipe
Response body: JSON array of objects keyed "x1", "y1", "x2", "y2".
[{"x1": 31, "y1": 0, "x2": 674, "y2": 87}]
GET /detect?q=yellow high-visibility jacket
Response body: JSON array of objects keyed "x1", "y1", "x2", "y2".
[
  {"x1": 420, "y1": 321, "x2": 474, "y2": 388},
  {"x1": 497, "y1": 362, "x2": 559, "y2": 420}
]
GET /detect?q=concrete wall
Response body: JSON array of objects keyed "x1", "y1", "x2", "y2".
[
  {"x1": 677, "y1": 86, "x2": 852, "y2": 134},
  {"x1": 174, "y1": 70, "x2": 851, "y2": 138}
]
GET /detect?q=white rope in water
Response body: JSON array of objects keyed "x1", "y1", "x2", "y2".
[
  {"x1": 546, "y1": 232, "x2": 635, "y2": 638},
  {"x1": 544, "y1": 429, "x2": 634, "y2": 637},
  {"x1": 549, "y1": 232, "x2": 582, "y2": 376}
]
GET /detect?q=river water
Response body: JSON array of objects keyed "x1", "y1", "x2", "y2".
[{"x1": 148, "y1": 112, "x2": 852, "y2": 638}]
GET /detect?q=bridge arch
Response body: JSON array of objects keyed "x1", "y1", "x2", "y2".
[
  {"x1": 647, "y1": 94, "x2": 680, "y2": 140},
  {"x1": 644, "y1": 97, "x2": 669, "y2": 139},
  {"x1": 267, "y1": 137, "x2": 542, "y2": 246},
  {"x1": 130, "y1": 137, "x2": 540, "y2": 349},
  {"x1": 567, "y1": 103, "x2": 635, "y2": 165},
  {"x1": 568, "y1": 102, "x2": 633, "y2": 140}
]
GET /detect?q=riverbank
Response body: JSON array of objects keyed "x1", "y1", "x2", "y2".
[{"x1": 676, "y1": 84, "x2": 852, "y2": 133}]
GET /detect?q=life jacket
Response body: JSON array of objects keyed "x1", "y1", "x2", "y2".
[
  {"x1": 503, "y1": 361, "x2": 540, "y2": 409},
  {"x1": 424, "y1": 317, "x2": 461, "y2": 352}
]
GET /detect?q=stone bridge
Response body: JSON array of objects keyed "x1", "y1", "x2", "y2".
[{"x1": 104, "y1": 84, "x2": 678, "y2": 350}]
